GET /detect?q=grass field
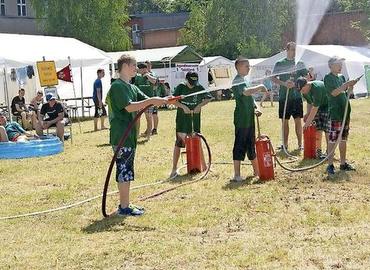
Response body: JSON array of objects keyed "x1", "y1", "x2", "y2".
[{"x1": 1, "y1": 99, "x2": 370, "y2": 270}]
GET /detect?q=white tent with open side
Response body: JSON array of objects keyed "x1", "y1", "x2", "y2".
[
  {"x1": 108, "y1": 45, "x2": 203, "y2": 91},
  {"x1": 0, "y1": 33, "x2": 112, "y2": 117},
  {"x1": 250, "y1": 45, "x2": 370, "y2": 97}
]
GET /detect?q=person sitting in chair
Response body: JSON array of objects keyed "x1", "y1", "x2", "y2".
[
  {"x1": 11, "y1": 88, "x2": 32, "y2": 130},
  {"x1": 0, "y1": 113, "x2": 36, "y2": 142},
  {"x1": 35, "y1": 93, "x2": 65, "y2": 141}
]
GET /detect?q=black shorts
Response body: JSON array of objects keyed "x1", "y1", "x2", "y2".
[
  {"x1": 279, "y1": 99, "x2": 303, "y2": 119},
  {"x1": 94, "y1": 101, "x2": 107, "y2": 118},
  {"x1": 233, "y1": 127, "x2": 256, "y2": 161}
]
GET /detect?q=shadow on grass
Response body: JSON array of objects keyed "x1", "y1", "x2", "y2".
[
  {"x1": 96, "y1": 143, "x2": 111, "y2": 148},
  {"x1": 324, "y1": 171, "x2": 352, "y2": 182},
  {"x1": 222, "y1": 176, "x2": 264, "y2": 190},
  {"x1": 82, "y1": 215, "x2": 156, "y2": 234}
]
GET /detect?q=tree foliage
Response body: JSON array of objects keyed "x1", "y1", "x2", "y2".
[
  {"x1": 180, "y1": 0, "x2": 294, "y2": 59},
  {"x1": 128, "y1": 0, "x2": 196, "y2": 14},
  {"x1": 30, "y1": 0, "x2": 131, "y2": 52}
]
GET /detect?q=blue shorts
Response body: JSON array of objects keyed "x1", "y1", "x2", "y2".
[{"x1": 113, "y1": 146, "x2": 135, "y2": 183}]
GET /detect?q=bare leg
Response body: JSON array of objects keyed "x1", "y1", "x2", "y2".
[
  {"x1": 339, "y1": 140, "x2": 347, "y2": 165},
  {"x1": 153, "y1": 114, "x2": 159, "y2": 130},
  {"x1": 316, "y1": 130, "x2": 323, "y2": 151},
  {"x1": 251, "y1": 157, "x2": 259, "y2": 177},
  {"x1": 327, "y1": 142, "x2": 335, "y2": 166},
  {"x1": 294, "y1": 117, "x2": 302, "y2": 148},
  {"x1": 270, "y1": 92, "x2": 274, "y2": 107},
  {"x1": 324, "y1": 132, "x2": 329, "y2": 153},
  {"x1": 233, "y1": 160, "x2": 241, "y2": 178},
  {"x1": 144, "y1": 112, "x2": 152, "y2": 138},
  {"x1": 56, "y1": 121, "x2": 65, "y2": 142},
  {"x1": 35, "y1": 121, "x2": 43, "y2": 136},
  {"x1": 0, "y1": 126, "x2": 9, "y2": 142},
  {"x1": 260, "y1": 93, "x2": 267, "y2": 107},
  {"x1": 171, "y1": 145, "x2": 181, "y2": 176},
  {"x1": 118, "y1": 182, "x2": 130, "y2": 208},
  {"x1": 94, "y1": 118, "x2": 99, "y2": 131},
  {"x1": 101, "y1": 116, "x2": 107, "y2": 129}
]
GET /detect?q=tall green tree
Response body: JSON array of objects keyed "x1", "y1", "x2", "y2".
[
  {"x1": 30, "y1": 0, "x2": 131, "y2": 52},
  {"x1": 180, "y1": 0, "x2": 294, "y2": 59}
]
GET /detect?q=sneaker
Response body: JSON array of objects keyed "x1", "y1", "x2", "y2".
[
  {"x1": 169, "y1": 171, "x2": 179, "y2": 179},
  {"x1": 230, "y1": 176, "x2": 244, "y2": 182},
  {"x1": 340, "y1": 163, "x2": 356, "y2": 171},
  {"x1": 298, "y1": 145, "x2": 304, "y2": 151},
  {"x1": 117, "y1": 205, "x2": 144, "y2": 216},
  {"x1": 316, "y1": 149, "x2": 327, "y2": 160},
  {"x1": 327, "y1": 164, "x2": 335, "y2": 175},
  {"x1": 151, "y1": 129, "x2": 158, "y2": 135},
  {"x1": 129, "y1": 203, "x2": 145, "y2": 211},
  {"x1": 277, "y1": 145, "x2": 288, "y2": 151}
]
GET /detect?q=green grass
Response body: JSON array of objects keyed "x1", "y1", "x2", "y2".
[{"x1": 1, "y1": 99, "x2": 370, "y2": 269}]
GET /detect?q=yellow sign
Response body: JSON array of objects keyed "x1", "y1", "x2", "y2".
[{"x1": 36, "y1": 61, "x2": 58, "y2": 87}]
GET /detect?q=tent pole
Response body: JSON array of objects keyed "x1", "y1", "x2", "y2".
[
  {"x1": 68, "y1": 56, "x2": 82, "y2": 133},
  {"x1": 3, "y1": 65, "x2": 12, "y2": 122},
  {"x1": 80, "y1": 63, "x2": 84, "y2": 118},
  {"x1": 169, "y1": 59, "x2": 172, "y2": 91}
]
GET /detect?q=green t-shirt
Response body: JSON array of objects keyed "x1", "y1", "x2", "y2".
[
  {"x1": 134, "y1": 74, "x2": 154, "y2": 97},
  {"x1": 302, "y1": 80, "x2": 328, "y2": 111},
  {"x1": 273, "y1": 58, "x2": 308, "y2": 101},
  {"x1": 324, "y1": 73, "x2": 351, "y2": 122},
  {"x1": 173, "y1": 82, "x2": 211, "y2": 133},
  {"x1": 106, "y1": 79, "x2": 148, "y2": 147},
  {"x1": 156, "y1": 84, "x2": 166, "y2": 97},
  {"x1": 232, "y1": 74, "x2": 255, "y2": 128}
]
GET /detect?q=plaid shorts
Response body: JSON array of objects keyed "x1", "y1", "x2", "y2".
[
  {"x1": 314, "y1": 109, "x2": 329, "y2": 132},
  {"x1": 329, "y1": 120, "x2": 350, "y2": 143},
  {"x1": 113, "y1": 146, "x2": 135, "y2": 183}
]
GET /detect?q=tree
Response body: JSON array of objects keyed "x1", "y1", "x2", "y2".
[
  {"x1": 180, "y1": 0, "x2": 294, "y2": 59},
  {"x1": 334, "y1": 0, "x2": 370, "y2": 41},
  {"x1": 30, "y1": 0, "x2": 131, "y2": 52}
]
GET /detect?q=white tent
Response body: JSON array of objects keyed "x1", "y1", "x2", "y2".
[
  {"x1": 108, "y1": 45, "x2": 203, "y2": 90},
  {"x1": 0, "y1": 33, "x2": 112, "y2": 117},
  {"x1": 251, "y1": 45, "x2": 370, "y2": 96},
  {"x1": 199, "y1": 56, "x2": 236, "y2": 90}
]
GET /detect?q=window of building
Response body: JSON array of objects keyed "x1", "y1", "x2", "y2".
[
  {"x1": 214, "y1": 68, "x2": 230, "y2": 79},
  {"x1": 132, "y1": 24, "x2": 141, "y2": 45},
  {"x1": 17, "y1": 0, "x2": 27, "y2": 17},
  {"x1": 0, "y1": 0, "x2": 5, "y2": 16}
]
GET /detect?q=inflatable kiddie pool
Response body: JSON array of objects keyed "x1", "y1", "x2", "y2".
[{"x1": 0, "y1": 136, "x2": 63, "y2": 159}]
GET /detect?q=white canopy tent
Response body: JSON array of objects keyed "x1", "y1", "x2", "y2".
[
  {"x1": 0, "y1": 33, "x2": 112, "y2": 117},
  {"x1": 251, "y1": 45, "x2": 370, "y2": 96},
  {"x1": 199, "y1": 56, "x2": 236, "y2": 90},
  {"x1": 108, "y1": 45, "x2": 203, "y2": 90}
]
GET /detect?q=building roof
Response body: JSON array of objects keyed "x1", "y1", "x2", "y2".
[
  {"x1": 131, "y1": 12, "x2": 189, "y2": 32},
  {"x1": 108, "y1": 45, "x2": 203, "y2": 68}
]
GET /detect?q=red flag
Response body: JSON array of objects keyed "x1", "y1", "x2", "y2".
[{"x1": 57, "y1": 65, "x2": 73, "y2": 82}]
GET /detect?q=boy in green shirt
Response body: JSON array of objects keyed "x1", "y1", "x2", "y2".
[
  {"x1": 323, "y1": 56, "x2": 358, "y2": 176},
  {"x1": 232, "y1": 57, "x2": 267, "y2": 181},
  {"x1": 272, "y1": 42, "x2": 308, "y2": 150},
  {"x1": 134, "y1": 63, "x2": 157, "y2": 139},
  {"x1": 170, "y1": 72, "x2": 213, "y2": 178},
  {"x1": 106, "y1": 54, "x2": 166, "y2": 216},
  {"x1": 296, "y1": 78, "x2": 329, "y2": 159}
]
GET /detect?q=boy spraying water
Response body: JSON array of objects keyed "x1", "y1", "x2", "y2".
[
  {"x1": 231, "y1": 57, "x2": 267, "y2": 181},
  {"x1": 324, "y1": 56, "x2": 359, "y2": 176}
]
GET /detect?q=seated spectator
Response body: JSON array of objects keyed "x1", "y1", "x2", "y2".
[
  {"x1": 29, "y1": 91, "x2": 44, "y2": 128},
  {"x1": 0, "y1": 113, "x2": 36, "y2": 142},
  {"x1": 35, "y1": 93, "x2": 65, "y2": 141},
  {"x1": 11, "y1": 88, "x2": 32, "y2": 129}
]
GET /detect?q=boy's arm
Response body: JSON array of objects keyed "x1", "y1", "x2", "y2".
[
  {"x1": 303, "y1": 106, "x2": 318, "y2": 129},
  {"x1": 243, "y1": 84, "x2": 267, "y2": 96},
  {"x1": 125, "y1": 97, "x2": 166, "y2": 113},
  {"x1": 144, "y1": 73, "x2": 157, "y2": 85},
  {"x1": 174, "y1": 101, "x2": 191, "y2": 114},
  {"x1": 193, "y1": 97, "x2": 214, "y2": 113}
]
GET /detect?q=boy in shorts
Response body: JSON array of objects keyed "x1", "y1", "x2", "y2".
[
  {"x1": 106, "y1": 54, "x2": 167, "y2": 216},
  {"x1": 324, "y1": 56, "x2": 359, "y2": 176}
]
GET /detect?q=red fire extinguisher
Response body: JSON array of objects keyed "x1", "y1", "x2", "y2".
[
  {"x1": 303, "y1": 124, "x2": 317, "y2": 159},
  {"x1": 185, "y1": 112, "x2": 206, "y2": 174},
  {"x1": 255, "y1": 115, "x2": 275, "y2": 181}
]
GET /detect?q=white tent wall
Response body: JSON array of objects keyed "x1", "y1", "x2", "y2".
[
  {"x1": 251, "y1": 45, "x2": 370, "y2": 96},
  {"x1": 199, "y1": 56, "x2": 236, "y2": 90}
]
